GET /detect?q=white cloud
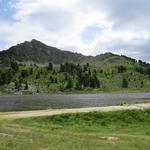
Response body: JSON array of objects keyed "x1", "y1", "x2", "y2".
[{"x1": 0, "y1": 0, "x2": 150, "y2": 62}]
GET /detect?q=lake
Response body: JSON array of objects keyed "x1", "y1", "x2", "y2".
[{"x1": 0, "y1": 93, "x2": 150, "y2": 111}]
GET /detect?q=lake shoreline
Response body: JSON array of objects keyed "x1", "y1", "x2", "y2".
[
  {"x1": 1, "y1": 91, "x2": 150, "y2": 96},
  {"x1": 1, "y1": 103, "x2": 150, "y2": 119},
  {"x1": 1, "y1": 89, "x2": 150, "y2": 96}
]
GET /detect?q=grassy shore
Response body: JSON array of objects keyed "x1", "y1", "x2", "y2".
[{"x1": 0, "y1": 109, "x2": 150, "y2": 150}]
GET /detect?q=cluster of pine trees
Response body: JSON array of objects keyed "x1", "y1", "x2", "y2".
[
  {"x1": 0, "y1": 61, "x2": 29, "y2": 91},
  {"x1": 59, "y1": 63, "x2": 100, "y2": 89}
]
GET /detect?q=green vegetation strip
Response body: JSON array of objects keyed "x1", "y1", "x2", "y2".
[
  {"x1": 0, "y1": 60, "x2": 150, "y2": 94},
  {"x1": 0, "y1": 109, "x2": 150, "y2": 150}
]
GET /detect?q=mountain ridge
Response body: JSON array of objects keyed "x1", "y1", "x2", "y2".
[{"x1": 0, "y1": 39, "x2": 87, "y2": 64}]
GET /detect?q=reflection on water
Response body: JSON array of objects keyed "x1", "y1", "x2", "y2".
[{"x1": 0, "y1": 93, "x2": 150, "y2": 111}]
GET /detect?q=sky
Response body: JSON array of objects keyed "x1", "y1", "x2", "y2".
[{"x1": 0, "y1": 0, "x2": 150, "y2": 62}]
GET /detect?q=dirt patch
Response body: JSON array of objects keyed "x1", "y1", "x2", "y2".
[
  {"x1": 2, "y1": 126, "x2": 31, "y2": 133},
  {"x1": 101, "y1": 136, "x2": 120, "y2": 141},
  {"x1": 0, "y1": 132, "x2": 13, "y2": 137}
]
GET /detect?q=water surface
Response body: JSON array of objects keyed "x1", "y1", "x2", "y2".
[{"x1": 0, "y1": 93, "x2": 150, "y2": 111}]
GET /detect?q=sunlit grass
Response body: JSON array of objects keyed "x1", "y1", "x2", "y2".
[{"x1": 0, "y1": 109, "x2": 150, "y2": 150}]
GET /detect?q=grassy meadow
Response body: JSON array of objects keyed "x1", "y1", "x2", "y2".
[{"x1": 0, "y1": 109, "x2": 150, "y2": 150}]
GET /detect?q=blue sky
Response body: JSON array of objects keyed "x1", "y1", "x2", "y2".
[{"x1": 0, "y1": 0, "x2": 150, "y2": 62}]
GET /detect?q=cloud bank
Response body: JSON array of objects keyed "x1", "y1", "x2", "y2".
[{"x1": 0, "y1": 0, "x2": 150, "y2": 62}]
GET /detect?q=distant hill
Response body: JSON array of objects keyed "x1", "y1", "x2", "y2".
[{"x1": 0, "y1": 39, "x2": 149, "y2": 68}]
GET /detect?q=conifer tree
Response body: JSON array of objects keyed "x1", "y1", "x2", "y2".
[{"x1": 122, "y1": 77, "x2": 128, "y2": 88}]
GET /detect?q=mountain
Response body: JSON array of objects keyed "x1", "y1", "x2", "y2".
[
  {"x1": 0, "y1": 39, "x2": 148, "y2": 68},
  {"x1": 0, "y1": 39, "x2": 87, "y2": 64}
]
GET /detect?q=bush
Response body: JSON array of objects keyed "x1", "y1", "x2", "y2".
[
  {"x1": 21, "y1": 69, "x2": 29, "y2": 78},
  {"x1": 10, "y1": 61, "x2": 19, "y2": 72}
]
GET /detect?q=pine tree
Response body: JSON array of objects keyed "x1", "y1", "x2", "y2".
[
  {"x1": 21, "y1": 69, "x2": 29, "y2": 78},
  {"x1": 122, "y1": 77, "x2": 128, "y2": 88},
  {"x1": 11, "y1": 61, "x2": 19, "y2": 72},
  {"x1": 15, "y1": 80, "x2": 21, "y2": 91},
  {"x1": 96, "y1": 80, "x2": 100, "y2": 88},
  {"x1": 47, "y1": 62, "x2": 53, "y2": 70},
  {"x1": 86, "y1": 63, "x2": 89, "y2": 67},
  {"x1": 66, "y1": 77, "x2": 73, "y2": 89},
  {"x1": 117, "y1": 65, "x2": 126, "y2": 73},
  {"x1": 60, "y1": 64, "x2": 65, "y2": 72},
  {"x1": 30, "y1": 67, "x2": 33, "y2": 75},
  {"x1": 90, "y1": 76, "x2": 96, "y2": 88},
  {"x1": 141, "y1": 81, "x2": 144, "y2": 88},
  {"x1": 93, "y1": 69, "x2": 97, "y2": 74},
  {"x1": 0, "y1": 69, "x2": 13, "y2": 85},
  {"x1": 75, "y1": 81, "x2": 81, "y2": 90},
  {"x1": 49, "y1": 76, "x2": 54, "y2": 83},
  {"x1": 24, "y1": 81, "x2": 28, "y2": 90},
  {"x1": 83, "y1": 73, "x2": 90, "y2": 87}
]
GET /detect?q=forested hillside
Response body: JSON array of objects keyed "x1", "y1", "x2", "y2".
[{"x1": 0, "y1": 61, "x2": 150, "y2": 94}]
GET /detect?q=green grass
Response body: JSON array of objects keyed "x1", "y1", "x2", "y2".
[{"x1": 0, "y1": 109, "x2": 150, "y2": 150}]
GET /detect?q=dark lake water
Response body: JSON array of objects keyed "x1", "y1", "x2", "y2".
[{"x1": 0, "y1": 93, "x2": 150, "y2": 111}]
